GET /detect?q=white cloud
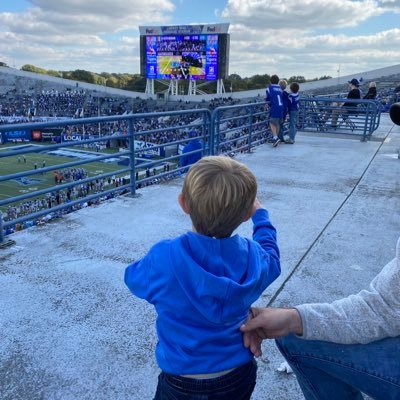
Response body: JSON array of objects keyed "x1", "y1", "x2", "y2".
[
  {"x1": 226, "y1": 25, "x2": 400, "y2": 78},
  {"x1": 120, "y1": 36, "x2": 138, "y2": 45},
  {"x1": 0, "y1": 0, "x2": 175, "y2": 36},
  {"x1": 0, "y1": 0, "x2": 174, "y2": 72},
  {"x1": 219, "y1": 1, "x2": 400, "y2": 78},
  {"x1": 1, "y1": 0, "x2": 399, "y2": 79},
  {"x1": 221, "y1": 0, "x2": 382, "y2": 29}
]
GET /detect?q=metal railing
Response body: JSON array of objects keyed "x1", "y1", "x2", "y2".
[
  {"x1": 211, "y1": 102, "x2": 269, "y2": 155},
  {"x1": 0, "y1": 99, "x2": 381, "y2": 242},
  {"x1": 0, "y1": 109, "x2": 212, "y2": 242},
  {"x1": 299, "y1": 97, "x2": 380, "y2": 140}
]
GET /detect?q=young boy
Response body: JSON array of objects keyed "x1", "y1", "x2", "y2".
[
  {"x1": 125, "y1": 156, "x2": 281, "y2": 400},
  {"x1": 266, "y1": 74, "x2": 284, "y2": 147},
  {"x1": 286, "y1": 82, "x2": 300, "y2": 144},
  {"x1": 278, "y1": 79, "x2": 289, "y2": 143}
]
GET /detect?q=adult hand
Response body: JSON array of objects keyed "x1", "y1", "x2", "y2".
[{"x1": 240, "y1": 307, "x2": 303, "y2": 357}]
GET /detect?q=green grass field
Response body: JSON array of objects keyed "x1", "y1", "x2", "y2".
[{"x1": 0, "y1": 143, "x2": 127, "y2": 212}]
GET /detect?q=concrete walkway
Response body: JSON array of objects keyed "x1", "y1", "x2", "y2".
[{"x1": 1, "y1": 114, "x2": 399, "y2": 400}]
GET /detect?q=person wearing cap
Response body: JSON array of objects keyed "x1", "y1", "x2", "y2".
[{"x1": 330, "y1": 78, "x2": 361, "y2": 128}]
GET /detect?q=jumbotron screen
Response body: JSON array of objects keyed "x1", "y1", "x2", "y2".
[
  {"x1": 145, "y1": 34, "x2": 218, "y2": 80},
  {"x1": 139, "y1": 24, "x2": 230, "y2": 81}
]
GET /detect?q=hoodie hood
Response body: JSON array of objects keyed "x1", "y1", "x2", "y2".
[{"x1": 170, "y1": 231, "x2": 269, "y2": 324}]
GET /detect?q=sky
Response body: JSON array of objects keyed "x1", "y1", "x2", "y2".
[{"x1": 1, "y1": 0, "x2": 400, "y2": 80}]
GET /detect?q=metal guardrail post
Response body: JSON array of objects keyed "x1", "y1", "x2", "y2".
[
  {"x1": 248, "y1": 106, "x2": 253, "y2": 152},
  {"x1": 0, "y1": 211, "x2": 4, "y2": 244},
  {"x1": 0, "y1": 211, "x2": 15, "y2": 248},
  {"x1": 361, "y1": 102, "x2": 369, "y2": 142},
  {"x1": 128, "y1": 118, "x2": 136, "y2": 195},
  {"x1": 210, "y1": 109, "x2": 219, "y2": 156},
  {"x1": 202, "y1": 111, "x2": 209, "y2": 156}
]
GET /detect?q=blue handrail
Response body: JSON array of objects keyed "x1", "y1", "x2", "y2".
[{"x1": 0, "y1": 99, "x2": 381, "y2": 242}]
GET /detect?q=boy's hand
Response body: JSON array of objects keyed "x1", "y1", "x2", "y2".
[{"x1": 251, "y1": 197, "x2": 263, "y2": 216}]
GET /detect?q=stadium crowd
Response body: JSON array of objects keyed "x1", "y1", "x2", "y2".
[
  {"x1": 1, "y1": 71, "x2": 400, "y2": 237},
  {"x1": 155, "y1": 40, "x2": 206, "y2": 53},
  {"x1": 2, "y1": 166, "x2": 182, "y2": 235}
]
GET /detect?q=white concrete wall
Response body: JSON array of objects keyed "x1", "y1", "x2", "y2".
[
  {"x1": 0, "y1": 66, "x2": 153, "y2": 100},
  {"x1": 1, "y1": 63, "x2": 399, "y2": 103}
]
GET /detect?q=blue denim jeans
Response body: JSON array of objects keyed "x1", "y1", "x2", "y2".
[
  {"x1": 276, "y1": 334, "x2": 400, "y2": 400},
  {"x1": 289, "y1": 111, "x2": 298, "y2": 140},
  {"x1": 153, "y1": 360, "x2": 257, "y2": 400}
]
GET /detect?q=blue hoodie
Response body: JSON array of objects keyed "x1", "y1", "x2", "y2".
[
  {"x1": 288, "y1": 92, "x2": 300, "y2": 112},
  {"x1": 124, "y1": 209, "x2": 280, "y2": 375}
]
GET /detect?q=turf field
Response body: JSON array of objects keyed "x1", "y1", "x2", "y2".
[
  {"x1": 157, "y1": 55, "x2": 205, "y2": 78},
  {"x1": 0, "y1": 143, "x2": 126, "y2": 211}
]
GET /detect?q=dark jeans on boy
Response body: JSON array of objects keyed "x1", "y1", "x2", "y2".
[{"x1": 153, "y1": 360, "x2": 257, "y2": 400}]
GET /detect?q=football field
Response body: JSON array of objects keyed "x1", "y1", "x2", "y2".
[
  {"x1": 157, "y1": 55, "x2": 205, "y2": 77},
  {"x1": 0, "y1": 144, "x2": 124, "y2": 211}
]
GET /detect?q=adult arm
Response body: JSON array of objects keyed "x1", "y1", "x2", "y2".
[
  {"x1": 241, "y1": 238, "x2": 400, "y2": 354},
  {"x1": 298, "y1": 238, "x2": 400, "y2": 344}
]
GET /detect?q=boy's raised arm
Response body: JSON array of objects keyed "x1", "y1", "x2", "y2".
[{"x1": 251, "y1": 198, "x2": 280, "y2": 276}]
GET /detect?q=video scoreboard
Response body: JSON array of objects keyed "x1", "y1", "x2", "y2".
[{"x1": 139, "y1": 24, "x2": 230, "y2": 81}]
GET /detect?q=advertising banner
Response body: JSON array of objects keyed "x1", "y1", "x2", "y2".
[
  {"x1": 139, "y1": 24, "x2": 229, "y2": 35},
  {"x1": 40, "y1": 128, "x2": 63, "y2": 142},
  {"x1": 62, "y1": 134, "x2": 83, "y2": 142},
  {"x1": 3, "y1": 130, "x2": 31, "y2": 142},
  {"x1": 134, "y1": 140, "x2": 161, "y2": 157},
  {"x1": 32, "y1": 131, "x2": 42, "y2": 140}
]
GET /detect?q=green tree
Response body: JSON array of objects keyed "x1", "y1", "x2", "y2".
[
  {"x1": 105, "y1": 75, "x2": 119, "y2": 87},
  {"x1": 21, "y1": 64, "x2": 47, "y2": 74},
  {"x1": 125, "y1": 75, "x2": 147, "y2": 92},
  {"x1": 47, "y1": 70, "x2": 62, "y2": 78},
  {"x1": 69, "y1": 69, "x2": 96, "y2": 84},
  {"x1": 288, "y1": 76, "x2": 306, "y2": 83},
  {"x1": 226, "y1": 74, "x2": 247, "y2": 91},
  {"x1": 248, "y1": 74, "x2": 270, "y2": 89}
]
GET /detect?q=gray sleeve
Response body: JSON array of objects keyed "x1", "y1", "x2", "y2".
[{"x1": 296, "y1": 238, "x2": 400, "y2": 344}]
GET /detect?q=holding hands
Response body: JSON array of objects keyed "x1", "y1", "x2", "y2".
[{"x1": 240, "y1": 307, "x2": 303, "y2": 357}]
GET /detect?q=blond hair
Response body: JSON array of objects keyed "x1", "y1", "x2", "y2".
[
  {"x1": 181, "y1": 156, "x2": 257, "y2": 238},
  {"x1": 279, "y1": 80, "x2": 287, "y2": 90}
]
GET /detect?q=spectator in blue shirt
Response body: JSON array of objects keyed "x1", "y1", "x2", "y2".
[
  {"x1": 286, "y1": 82, "x2": 300, "y2": 144},
  {"x1": 179, "y1": 129, "x2": 202, "y2": 170},
  {"x1": 278, "y1": 79, "x2": 290, "y2": 143},
  {"x1": 266, "y1": 75, "x2": 284, "y2": 148}
]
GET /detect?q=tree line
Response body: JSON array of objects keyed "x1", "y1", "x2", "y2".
[{"x1": 0, "y1": 62, "x2": 332, "y2": 93}]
